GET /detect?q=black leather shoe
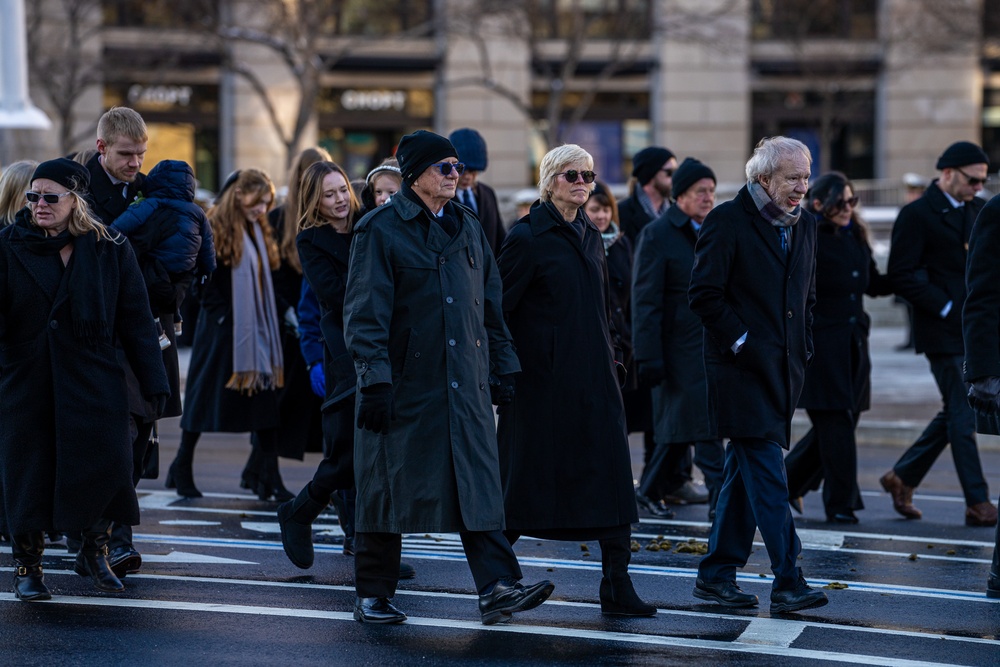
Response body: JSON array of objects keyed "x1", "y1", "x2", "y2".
[
  {"x1": 399, "y1": 562, "x2": 416, "y2": 580},
  {"x1": 479, "y1": 578, "x2": 554, "y2": 625},
  {"x1": 108, "y1": 546, "x2": 142, "y2": 579},
  {"x1": 987, "y1": 574, "x2": 1000, "y2": 599},
  {"x1": 827, "y1": 511, "x2": 859, "y2": 524},
  {"x1": 770, "y1": 578, "x2": 828, "y2": 613},
  {"x1": 635, "y1": 492, "x2": 675, "y2": 519},
  {"x1": 692, "y1": 578, "x2": 758, "y2": 608},
  {"x1": 353, "y1": 596, "x2": 406, "y2": 624},
  {"x1": 14, "y1": 566, "x2": 51, "y2": 601}
]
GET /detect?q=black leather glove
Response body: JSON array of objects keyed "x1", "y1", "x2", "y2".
[
  {"x1": 146, "y1": 393, "x2": 169, "y2": 420},
  {"x1": 638, "y1": 361, "x2": 666, "y2": 387},
  {"x1": 968, "y1": 376, "x2": 1000, "y2": 414},
  {"x1": 489, "y1": 374, "x2": 516, "y2": 406},
  {"x1": 357, "y1": 383, "x2": 395, "y2": 434}
]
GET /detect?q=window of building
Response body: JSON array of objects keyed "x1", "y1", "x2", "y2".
[
  {"x1": 751, "y1": 0, "x2": 877, "y2": 40},
  {"x1": 320, "y1": 0, "x2": 433, "y2": 36},
  {"x1": 530, "y1": 0, "x2": 652, "y2": 40},
  {"x1": 103, "y1": 0, "x2": 218, "y2": 29},
  {"x1": 986, "y1": 3, "x2": 1000, "y2": 40}
]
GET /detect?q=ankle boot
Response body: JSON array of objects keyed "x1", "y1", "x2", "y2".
[
  {"x1": 331, "y1": 489, "x2": 356, "y2": 556},
  {"x1": 255, "y1": 453, "x2": 293, "y2": 502},
  {"x1": 277, "y1": 483, "x2": 328, "y2": 569},
  {"x1": 598, "y1": 537, "x2": 657, "y2": 617},
  {"x1": 166, "y1": 437, "x2": 202, "y2": 498},
  {"x1": 240, "y1": 445, "x2": 262, "y2": 490},
  {"x1": 74, "y1": 520, "x2": 124, "y2": 593},
  {"x1": 12, "y1": 531, "x2": 51, "y2": 601}
]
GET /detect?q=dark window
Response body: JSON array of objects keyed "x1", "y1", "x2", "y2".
[
  {"x1": 321, "y1": 0, "x2": 433, "y2": 36},
  {"x1": 751, "y1": 0, "x2": 877, "y2": 40},
  {"x1": 986, "y1": 3, "x2": 1000, "y2": 40},
  {"x1": 103, "y1": 0, "x2": 218, "y2": 29},
  {"x1": 531, "y1": 0, "x2": 652, "y2": 40}
]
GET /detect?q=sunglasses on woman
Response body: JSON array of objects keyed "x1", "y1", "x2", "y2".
[
  {"x1": 430, "y1": 162, "x2": 466, "y2": 176},
  {"x1": 558, "y1": 170, "x2": 597, "y2": 184},
  {"x1": 26, "y1": 191, "x2": 73, "y2": 204},
  {"x1": 832, "y1": 196, "x2": 859, "y2": 212}
]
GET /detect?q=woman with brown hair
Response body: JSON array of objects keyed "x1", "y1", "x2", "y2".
[{"x1": 167, "y1": 169, "x2": 289, "y2": 500}]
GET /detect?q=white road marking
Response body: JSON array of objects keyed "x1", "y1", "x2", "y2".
[
  {"x1": 0, "y1": 593, "x2": 970, "y2": 666},
  {"x1": 241, "y1": 521, "x2": 343, "y2": 536},
  {"x1": 634, "y1": 525, "x2": 994, "y2": 550},
  {"x1": 58, "y1": 551, "x2": 256, "y2": 566},
  {"x1": 736, "y1": 618, "x2": 806, "y2": 647},
  {"x1": 159, "y1": 520, "x2": 221, "y2": 527}
]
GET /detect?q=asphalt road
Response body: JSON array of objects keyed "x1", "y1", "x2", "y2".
[{"x1": 2, "y1": 413, "x2": 998, "y2": 666}]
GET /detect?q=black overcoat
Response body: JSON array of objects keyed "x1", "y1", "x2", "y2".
[
  {"x1": 963, "y1": 193, "x2": 1000, "y2": 435},
  {"x1": 798, "y1": 221, "x2": 892, "y2": 412},
  {"x1": 689, "y1": 186, "x2": 817, "y2": 449},
  {"x1": 888, "y1": 181, "x2": 984, "y2": 355},
  {"x1": 0, "y1": 225, "x2": 168, "y2": 534},
  {"x1": 632, "y1": 204, "x2": 715, "y2": 444},
  {"x1": 496, "y1": 201, "x2": 638, "y2": 534},
  {"x1": 472, "y1": 181, "x2": 507, "y2": 255},
  {"x1": 344, "y1": 193, "x2": 520, "y2": 534},
  {"x1": 179, "y1": 264, "x2": 281, "y2": 433},
  {"x1": 618, "y1": 193, "x2": 653, "y2": 243}
]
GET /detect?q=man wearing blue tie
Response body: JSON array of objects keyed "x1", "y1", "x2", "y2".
[{"x1": 449, "y1": 128, "x2": 506, "y2": 254}]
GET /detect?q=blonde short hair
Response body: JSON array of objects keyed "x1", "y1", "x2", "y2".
[
  {"x1": 97, "y1": 107, "x2": 148, "y2": 146},
  {"x1": 537, "y1": 144, "x2": 595, "y2": 202}
]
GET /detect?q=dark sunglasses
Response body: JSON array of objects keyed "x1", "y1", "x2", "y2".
[
  {"x1": 431, "y1": 162, "x2": 465, "y2": 176},
  {"x1": 26, "y1": 191, "x2": 73, "y2": 204},
  {"x1": 955, "y1": 167, "x2": 987, "y2": 187},
  {"x1": 558, "y1": 170, "x2": 596, "y2": 184},
  {"x1": 660, "y1": 168, "x2": 675, "y2": 177},
  {"x1": 832, "y1": 196, "x2": 859, "y2": 211}
]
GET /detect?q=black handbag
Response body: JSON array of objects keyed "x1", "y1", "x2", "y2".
[{"x1": 141, "y1": 423, "x2": 160, "y2": 480}]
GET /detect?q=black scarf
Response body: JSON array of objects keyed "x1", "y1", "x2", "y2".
[{"x1": 13, "y1": 208, "x2": 108, "y2": 343}]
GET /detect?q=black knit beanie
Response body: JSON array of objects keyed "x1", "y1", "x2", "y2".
[
  {"x1": 396, "y1": 130, "x2": 458, "y2": 185},
  {"x1": 671, "y1": 157, "x2": 716, "y2": 198},
  {"x1": 936, "y1": 141, "x2": 989, "y2": 170},
  {"x1": 631, "y1": 146, "x2": 675, "y2": 186},
  {"x1": 31, "y1": 158, "x2": 90, "y2": 193}
]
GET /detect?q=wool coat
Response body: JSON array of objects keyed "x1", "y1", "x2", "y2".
[
  {"x1": 632, "y1": 204, "x2": 715, "y2": 445},
  {"x1": 798, "y1": 221, "x2": 892, "y2": 412},
  {"x1": 468, "y1": 181, "x2": 507, "y2": 255},
  {"x1": 689, "y1": 186, "x2": 817, "y2": 449},
  {"x1": 618, "y1": 192, "x2": 654, "y2": 243},
  {"x1": 179, "y1": 263, "x2": 281, "y2": 433},
  {"x1": 888, "y1": 181, "x2": 984, "y2": 356},
  {"x1": 963, "y1": 193, "x2": 1000, "y2": 435},
  {"x1": 495, "y1": 201, "x2": 638, "y2": 535},
  {"x1": 344, "y1": 193, "x2": 519, "y2": 534},
  {"x1": 0, "y1": 224, "x2": 168, "y2": 534}
]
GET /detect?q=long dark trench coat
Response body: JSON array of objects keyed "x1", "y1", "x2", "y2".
[
  {"x1": 0, "y1": 224, "x2": 168, "y2": 534},
  {"x1": 495, "y1": 201, "x2": 638, "y2": 536},
  {"x1": 344, "y1": 193, "x2": 520, "y2": 534}
]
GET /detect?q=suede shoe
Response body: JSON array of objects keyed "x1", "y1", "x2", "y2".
[
  {"x1": 353, "y1": 596, "x2": 406, "y2": 624},
  {"x1": 965, "y1": 501, "x2": 998, "y2": 527},
  {"x1": 479, "y1": 577, "x2": 554, "y2": 625},
  {"x1": 879, "y1": 471, "x2": 921, "y2": 519},
  {"x1": 770, "y1": 577, "x2": 828, "y2": 614},
  {"x1": 692, "y1": 578, "x2": 758, "y2": 608},
  {"x1": 108, "y1": 546, "x2": 142, "y2": 579},
  {"x1": 635, "y1": 492, "x2": 675, "y2": 519}
]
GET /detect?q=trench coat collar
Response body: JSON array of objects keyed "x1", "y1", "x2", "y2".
[
  {"x1": 391, "y1": 190, "x2": 471, "y2": 256},
  {"x1": 924, "y1": 180, "x2": 974, "y2": 241},
  {"x1": 737, "y1": 185, "x2": 808, "y2": 270},
  {"x1": 527, "y1": 200, "x2": 596, "y2": 261},
  {"x1": 665, "y1": 204, "x2": 699, "y2": 246}
]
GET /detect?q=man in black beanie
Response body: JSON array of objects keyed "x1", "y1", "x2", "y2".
[
  {"x1": 619, "y1": 145, "x2": 677, "y2": 242},
  {"x1": 632, "y1": 157, "x2": 724, "y2": 520},
  {"x1": 882, "y1": 140, "x2": 997, "y2": 527},
  {"x1": 343, "y1": 129, "x2": 553, "y2": 625}
]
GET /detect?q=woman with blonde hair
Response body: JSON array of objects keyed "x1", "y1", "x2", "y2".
[
  {"x1": 168, "y1": 169, "x2": 289, "y2": 500},
  {"x1": 0, "y1": 158, "x2": 168, "y2": 599},
  {"x1": 0, "y1": 160, "x2": 38, "y2": 225}
]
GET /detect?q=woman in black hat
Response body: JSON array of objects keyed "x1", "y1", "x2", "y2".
[{"x1": 0, "y1": 158, "x2": 169, "y2": 600}]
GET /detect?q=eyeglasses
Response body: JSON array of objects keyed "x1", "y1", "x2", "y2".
[
  {"x1": 26, "y1": 191, "x2": 73, "y2": 205},
  {"x1": 955, "y1": 167, "x2": 987, "y2": 187},
  {"x1": 660, "y1": 168, "x2": 675, "y2": 177},
  {"x1": 557, "y1": 170, "x2": 596, "y2": 184},
  {"x1": 832, "y1": 196, "x2": 860, "y2": 211},
  {"x1": 430, "y1": 162, "x2": 465, "y2": 176}
]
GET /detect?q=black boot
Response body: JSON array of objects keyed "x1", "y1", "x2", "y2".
[
  {"x1": 598, "y1": 537, "x2": 657, "y2": 617},
  {"x1": 240, "y1": 445, "x2": 262, "y2": 490},
  {"x1": 166, "y1": 431, "x2": 202, "y2": 498},
  {"x1": 12, "y1": 531, "x2": 51, "y2": 601},
  {"x1": 277, "y1": 483, "x2": 328, "y2": 569},
  {"x1": 255, "y1": 453, "x2": 293, "y2": 502},
  {"x1": 74, "y1": 520, "x2": 124, "y2": 593},
  {"x1": 331, "y1": 489, "x2": 356, "y2": 556}
]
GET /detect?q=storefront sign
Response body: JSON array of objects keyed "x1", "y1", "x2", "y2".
[
  {"x1": 340, "y1": 89, "x2": 406, "y2": 112},
  {"x1": 128, "y1": 85, "x2": 193, "y2": 108}
]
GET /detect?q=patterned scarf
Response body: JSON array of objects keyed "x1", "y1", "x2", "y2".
[
  {"x1": 748, "y1": 180, "x2": 801, "y2": 229},
  {"x1": 636, "y1": 187, "x2": 666, "y2": 220},
  {"x1": 226, "y1": 221, "x2": 284, "y2": 394}
]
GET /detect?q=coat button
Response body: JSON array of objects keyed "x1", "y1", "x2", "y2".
[
  {"x1": 414, "y1": 352, "x2": 421, "y2": 358},
  {"x1": 439, "y1": 257, "x2": 446, "y2": 264},
  {"x1": 849, "y1": 294, "x2": 856, "y2": 301},
  {"x1": 849, "y1": 316, "x2": 857, "y2": 324},
  {"x1": 852, "y1": 270, "x2": 859, "y2": 278},
  {"x1": 451, "y1": 381, "x2": 458, "y2": 389},
  {"x1": 446, "y1": 296, "x2": 454, "y2": 304},
  {"x1": 475, "y1": 298, "x2": 480, "y2": 305},
  {"x1": 476, "y1": 339, "x2": 481, "y2": 347},
  {"x1": 479, "y1": 382, "x2": 486, "y2": 390},
  {"x1": 786, "y1": 310, "x2": 793, "y2": 319},
  {"x1": 449, "y1": 339, "x2": 456, "y2": 346},
  {"x1": 49, "y1": 320, "x2": 58, "y2": 329}
]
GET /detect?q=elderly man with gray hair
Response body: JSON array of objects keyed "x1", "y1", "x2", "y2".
[{"x1": 688, "y1": 136, "x2": 827, "y2": 614}]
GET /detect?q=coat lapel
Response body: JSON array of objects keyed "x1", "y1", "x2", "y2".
[{"x1": 8, "y1": 239, "x2": 61, "y2": 304}]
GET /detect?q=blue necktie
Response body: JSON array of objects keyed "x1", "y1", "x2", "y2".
[
  {"x1": 778, "y1": 227, "x2": 789, "y2": 255},
  {"x1": 462, "y1": 188, "x2": 477, "y2": 214}
]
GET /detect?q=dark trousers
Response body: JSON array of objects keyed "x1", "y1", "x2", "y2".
[
  {"x1": 894, "y1": 354, "x2": 989, "y2": 505},
  {"x1": 310, "y1": 396, "x2": 356, "y2": 499},
  {"x1": 698, "y1": 438, "x2": 802, "y2": 590},
  {"x1": 109, "y1": 417, "x2": 155, "y2": 551},
  {"x1": 639, "y1": 439, "x2": 725, "y2": 502},
  {"x1": 785, "y1": 409, "x2": 864, "y2": 516},
  {"x1": 355, "y1": 530, "x2": 522, "y2": 598}
]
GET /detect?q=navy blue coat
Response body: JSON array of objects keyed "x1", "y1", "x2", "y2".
[{"x1": 689, "y1": 186, "x2": 817, "y2": 449}]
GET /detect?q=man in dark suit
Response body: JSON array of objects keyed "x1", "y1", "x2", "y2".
[
  {"x1": 882, "y1": 141, "x2": 996, "y2": 527},
  {"x1": 632, "y1": 157, "x2": 724, "y2": 520},
  {"x1": 963, "y1": 192, "x2": 1000, "y2": 596},
  {"x1": 449, "y1": 128, "x2": 506, "y2": 255},
  {"x1": 688, "y1": 136, "x2": 827, "y2": 614},
  {"x1": 619, "y1": 145, "x2": 677, "y2": 243}
]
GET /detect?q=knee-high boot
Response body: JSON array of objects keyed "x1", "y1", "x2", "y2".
[
  {"x1": 166, "y1": 430, "x2": 202, "y2": 498},
  {"x1": 277, "y1": 482, "x2": 329, "y2": 568},
  {"x1": 598, "y1": 537, "x2": 657, "y2": 617},
  {"x1": 74, "y1": 519, "x2": 124, "y2": 592},
  {"x1": 12, "y1": 531, "x2": 51, "y2": 601}
]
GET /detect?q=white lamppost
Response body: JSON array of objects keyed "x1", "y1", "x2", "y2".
[{"x1": 0, "y1": 0, "x2": 51, "y2": 130}]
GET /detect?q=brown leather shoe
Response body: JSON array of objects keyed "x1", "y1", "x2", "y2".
[
  {"x1": 965, "y1": 501, "x2": 998, "y2": 527},
  {"x1": 880, "y1": 471, "x2": 922, "y2": 519}
]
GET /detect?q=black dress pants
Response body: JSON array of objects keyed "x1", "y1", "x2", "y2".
[
  {"x1": 310, "y1": 396, "x2": 356, "y2": 499},
  {"x1": 784, "y1": 409, "x2": 863, "y2": 516}
]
